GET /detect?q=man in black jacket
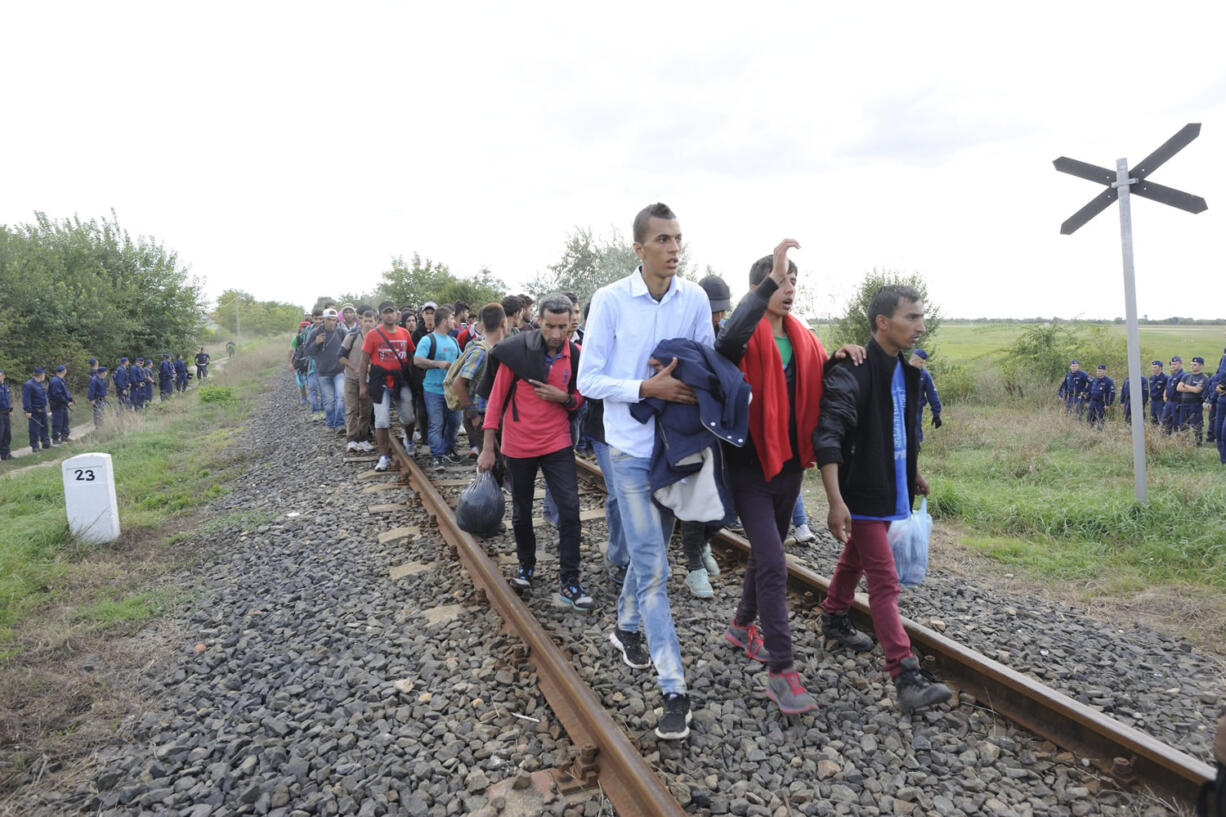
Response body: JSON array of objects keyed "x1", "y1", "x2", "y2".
[{"x1": 814, "y1": 285, "x2": 952, "y2": 714}]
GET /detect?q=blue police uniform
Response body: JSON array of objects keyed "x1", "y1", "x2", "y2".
[
  {"x1": 48, "y1": 369, "x2": 74, "y2": 443},
  {"x1": 1205, "y1": 371, "x2": 1221, "y2": 444},
  {"x1": 174, "y1": 357, "x2": 189, "y2": 392},
  {"x1": 22, "y1": 374, "x2": 51, "y2": 450},
  {"x1": 917, "y1": 367, "x2": 942, "y2": 443},
  {"x1": 1161, "y1": 364, "x2": 1183, "y2": 433},
  {"x1": 1085, "y1": 371, "x2": 1115, "y2": 428},
  {"x1": 130, "y1": 359, "x2": 146, "y2": 410},
  {"x1": 113, "y1": 360, "x2": 131, "y2": 408},
  {"x1": 195, "y1": 350, "x2": 210, "y2": 379},
  {"x1": 88, "y1": 368, "x2": 109, "y2": 427},
  {"x1": 1176, "y1": 365, "x2": 1210, "y2": 445},
  {"x1": 0, "y1": 373, "x2": 12, "y2": 460},
  {"x1": 1147, "y1": 365, "x2": 1168, "y2": 425},
  {"x1": 1058, "y1": 366, "x2": 1090, "y2": 417},
  {"x1": 159, "y1": 356, "x2": 175, "y2": 400},
  {"x1": 1120, "y1": 375, "x2": 1147, "y2": 424}
]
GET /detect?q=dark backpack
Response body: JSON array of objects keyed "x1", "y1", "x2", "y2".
[{"x1": 292, "y1": 330, "x2": 311, "y2": 373}]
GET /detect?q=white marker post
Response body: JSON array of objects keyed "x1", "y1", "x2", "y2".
[
  {"x1": 61, "y1": 453, "x2": 121, "y2": 544},
  {"x1": 1113, "y1": 159, "x2": 1148, "y2": 503}
]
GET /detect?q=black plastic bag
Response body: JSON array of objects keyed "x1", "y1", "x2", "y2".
[{"x1": 455, "y1": 470, "x2": 505, "y2": 538}]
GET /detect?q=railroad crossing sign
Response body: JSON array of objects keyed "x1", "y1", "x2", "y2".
[{"x1": 1053, "y1": 123, "x2": 1208, "y2": 504}]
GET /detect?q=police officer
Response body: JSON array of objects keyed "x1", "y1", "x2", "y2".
[
  {"x1": 0, "y1": 368, "x2": 12, "y2": 460},
  {"x1": 195, "y1": 347, "x2": 210, "y2": 379},
  {"x1": 910, "y1": 349, "x2": 942, "y2": 443},
  {"x1": 159, "y1": 353, "x2": 175, "y2": 400},
  {"x1": 143, "y1": 358, "x2": 155, "y2": 405},
  {"x1": 1120, "y1": 369, "x2": 1147, "y2": 425},
  {"x1": 1161, "y1": 356, "x2": 1184, "y2": 434},
  {"x1": 1058, "y1": 360, "x2": 1090, "y2": 418},
  {"x1": 113, "y1": 357, "x2": 131, "y2": 408},
  {"x1": 22, "y1": 367, "x2": 51, "y2": 451},
  {"x1": 48, "y1": 364, "x2": 75, "y2": 443},
  {"x1": 88, "y1": 365, "x2": 110, "y2": 427},
  {"x1": 174, "y1": 353, "x2": 189, "y2": 392},
  {"x1": 1176, "y1": 356, "x2": 1210, "y2": 445},
  {"x1": 1085, "y1": 364, "x2": 1115, "y2": 428},
  {"x1": 1147, "y1": 360, "x2": 1167, "y2": 426},
  {"x1": 129, "y1": 358, "x2": 146, "y2": 410}
]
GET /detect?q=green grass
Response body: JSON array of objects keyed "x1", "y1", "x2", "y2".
[
  {"x1": 922, "y1": 403, "x2": 1226, "y2": 587},
  {"x1": 0, "y1": 340, "x2": 285, "y2": 654}
]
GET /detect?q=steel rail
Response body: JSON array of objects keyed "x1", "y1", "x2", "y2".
[
  {"x1": 387, "y1": 439, "x2": 686, "y2": 817},
  {"x1": 573, "y1": 457, "x2": 1216, "y2": 806}
]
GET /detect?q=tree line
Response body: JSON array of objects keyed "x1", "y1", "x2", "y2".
[{"x1": 0, "y1": 212, "x2": 204, "y2": 395}]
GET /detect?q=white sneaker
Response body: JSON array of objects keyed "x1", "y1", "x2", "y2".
[
  {"x1": 793, "y1": 524, "x2": 816, "y2": 544},
  {"x1": 346, "y1": 441, "x2": 358, "y2": 453},
  {"x1": 374, "y1": 455, "x2": 389, "y2": 472},
  {"x1": 358, "y1": 441, "x2": 374, "y2": 453}
]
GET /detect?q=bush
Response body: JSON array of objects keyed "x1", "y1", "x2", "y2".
[{"x1": 198, "y1": 385, "x2": 236, "y2": 405}]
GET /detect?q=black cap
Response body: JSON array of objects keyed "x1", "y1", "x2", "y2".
[
  {"x1": 698, "y1": 275, "x2": 731, "y2": 312},
  {"x1": 378, "y1": 300, "x2": 397, "y2": 313}
]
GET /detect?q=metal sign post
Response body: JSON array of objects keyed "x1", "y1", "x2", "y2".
[{"x1": 1054, "y1": 124, "x2": 1207, "y2": 504}]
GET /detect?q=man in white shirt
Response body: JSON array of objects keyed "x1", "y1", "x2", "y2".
[{"x1": 576, "y1": 202, "x2": 715, "y2": 740}]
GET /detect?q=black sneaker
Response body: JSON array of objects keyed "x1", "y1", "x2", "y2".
[
  {"x1": 821, "y1": 609, "x2": 874, "y2": 652},
  {"x1": 510, "y1": 566, "x2": 533, "y2": 591},
  {"x1": 557, "y1": 583, "x2": 594, "y2": 613},
  {"x1": 606, "y1": 560, "x2": 627, "y2": 585},
  {"x1": 655, "y1": 693, "x2": 691, "y2": 740},
  {"x1": 608, "y1": 629, "x2": 650, "y2": 669},
  {"x1": 893, "y1": 657, "x2": 952, "y2": 714}
]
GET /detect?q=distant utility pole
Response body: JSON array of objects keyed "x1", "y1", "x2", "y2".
[
  {"x1": 235, "y1": 296, "x2": 240, "y2": 340},
  {"x1": 1054, "y1": 123, "x2": 1208, "y2": 504}
]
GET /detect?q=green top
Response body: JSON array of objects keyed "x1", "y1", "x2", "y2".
[{"x1": 773, "y1": 334, "x2": 793, "y2": 369}]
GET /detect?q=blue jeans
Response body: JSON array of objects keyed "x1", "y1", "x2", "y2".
[
  {"x1": 591, "y1": 441, "x2": 626, "y2": 569},
  {"x1": 606, "y1": 447, "x2": 684, "y2": 695},
  {"x1": 791, "y1": 492, "x2": 808, "y2": 529},
  {"x1": 424, "y1": 390, "x2": 460, "y2": 457},
  {"x1": 307, "y1": 370, "x2": 322, "y2": 412},
  {"x1": 318, "y1": 372, "x2": 346, "y2": 428}
]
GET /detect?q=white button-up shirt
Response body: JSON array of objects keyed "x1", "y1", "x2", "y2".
[{"x1": 577, "y1": 267, "x2": 716, "y2": 458}]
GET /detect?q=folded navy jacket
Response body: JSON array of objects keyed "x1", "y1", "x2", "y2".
[{"x1": 630, "y1": 338, "x2": 751, "y2": 523}]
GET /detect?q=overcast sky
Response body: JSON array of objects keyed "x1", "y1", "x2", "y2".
[{"x1": 3, "y1": 1, "x2": 1224, "y2": 320}]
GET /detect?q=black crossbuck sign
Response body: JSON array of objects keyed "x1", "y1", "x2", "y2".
[{"x1": 1054, "y1": 123, "x2": 1207, "y2": 234}]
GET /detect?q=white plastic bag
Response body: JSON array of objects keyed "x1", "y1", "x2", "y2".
[{"x1": 887, "y1": 497, "x2": 932, "y2": 587}]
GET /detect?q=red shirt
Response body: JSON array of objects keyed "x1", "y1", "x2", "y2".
[
  {"x1": 361, "y1": 325, "x2": 415, "y2": 387},
  {"x1": 484, "y1": 343, "x2": 583, "y2": 459}
]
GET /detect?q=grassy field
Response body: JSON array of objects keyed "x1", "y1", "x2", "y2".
[{"x1": 0, "y1": 337, "x2": 282, "y2": 661}]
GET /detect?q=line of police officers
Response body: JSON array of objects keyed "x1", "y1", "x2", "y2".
[
  {"x1": 1059, "y1": 349, "x2": 1226, "y2": 450},
  {"x1": 0, "y1": 351, "x2": 208, "y2": 459}
]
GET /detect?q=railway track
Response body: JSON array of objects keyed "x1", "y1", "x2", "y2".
[{"x1": 388, "y1": 437, "x2": 1217, "y2": 816}]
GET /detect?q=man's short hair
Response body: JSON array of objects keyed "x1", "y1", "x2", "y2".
[
  {"x1": 563, "y1": 292, "x2": 579, "y2": 307},
  {"x1": 868, "y1": 285, "x2": 922, "y2": 331},
  {"x1": 538, "y1": 292, "x2": 574, "y2": 318},
  {"x1": 633, "y1": 202, "x2": 677, "y2": 244},
  {"x1": 501, "y1": 295, "x2": 521, "y2": 317},
  {"x1": 453, "y1": 300, "x2": 469, "y2": 315},
  {"x1": 356, "y1": 303, "x2": 374, "y2": 315},
  {"x1": 433, "y1": 305, "x2": 453, "y2": 325},
  {"x1": 516, "y1": 294, "x2": 534, "y2": 309},
  {"x1": 480, "y1": 303, "x2": 505, "y2": 333},
  {"x1": 748, "y1": 255, "x2": 796, "y2": 288},
  {"x1": 311, "y1": 308, "x2": 323, "y2": 317}
]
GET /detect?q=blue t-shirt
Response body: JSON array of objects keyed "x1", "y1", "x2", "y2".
[
  {"x1": 853, "y1": 361, "x2": 911, "y2": 522},
  {"x1": 417, "y1": 332, "x2": 460, "y2": 394}
]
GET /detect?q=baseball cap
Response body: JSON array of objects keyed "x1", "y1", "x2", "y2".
[
  {"x1": 98, "y1": 365, "x2": 108, "y2": 372},
  {"x1": 1096, "y1": 364, "x2": 1106, "y2": 370},
  {"x1": 135, "y1": 357, "x2": 144, "y2": 363},
  {"x1": 697, "y1": 275, "x2": 731, "y2": 312},
  {"x1": 421, "y1": 301, "x2": 438, "y2": 311},
  {"x1": 1070, "y1": 360, "x2": 1080, "y2": 365},
  {"x1": 913, "y1": 349, "x2": 929, "y2": 360},
  {"x1": 1191, "y1": 356, "x2": 1204, "y2": 364},
  {"x1": 378, "y1": 300, "x2": 397, "y2": 313},
  {"x1": 55, "y1": 364, "x2": 66, "y2": 372},
  {"x1": 34, "y1": 366, "x2": 45, "y2": 374},
  {"x1": 322, "y1": 308, "x2": 338, "y2": 319},
  {"x1": 1151, "y1": 360, "x2": 1162, "y2": 366},
  {"x1": 1170, "y1": 355, "x2": 1182, "y2": 363},
  {"x1": 88, "y1": 357, "x2": 97, "y2": 364},
  {"x1": 120, "y1": 356, "x2": 129, "y2": 362}
]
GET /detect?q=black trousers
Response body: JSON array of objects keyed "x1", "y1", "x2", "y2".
[
  {"x1": 680, "y1": 520, "x2": 721, "y2": 570},
  {"x1": 505, "y1": 447, "x2": 582, "y2": 585},
  {"x1": 0, "y1": 412, "x2": 11, "y2": 459}
]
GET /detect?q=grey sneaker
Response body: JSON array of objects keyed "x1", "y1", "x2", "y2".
[
  {"x1": 821, "y1": 609, "x2": 874, "y2": 652},
  {"x1": 765, "y1": 671, "x2": 818, "y2": 714},
  {"x1": 699, "y1": 544, "x2": 720, "y2": 577},
  {"x1": 724, "y1": 622, "x2": 770, "y2": 664},
  {"x1": 684, "y1": 568, "x2": 713, "y2": 598},
  {"x1": 893, "y1": 657, "x2": 952, "y2": 714}
]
